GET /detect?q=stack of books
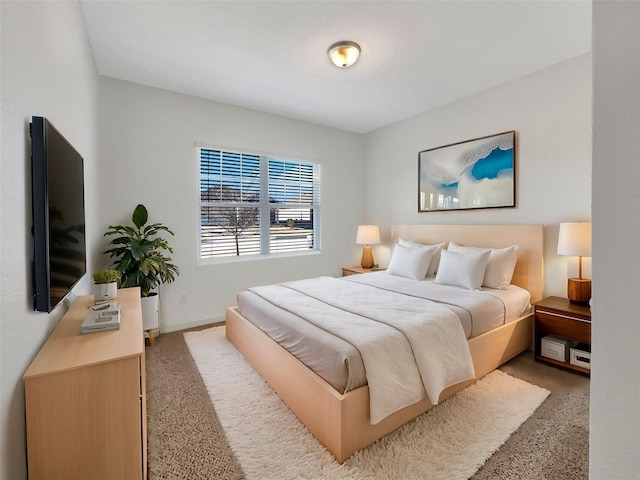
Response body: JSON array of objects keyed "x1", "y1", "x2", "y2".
[{"x1": 81, "y1": 302, "x2": 121, "y2": 334}]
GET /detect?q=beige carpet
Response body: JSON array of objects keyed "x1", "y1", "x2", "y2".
[
  {"x1": 183, "y1": 326, "x2": 549, "y2": 479},
  {"x1": 146, "y1": 326, "x2": 590, "y2": 480},
  {"x1": 145, "y1": 326, "x2": 244, "y2": 480},
  {"x1": 473, "y1": 351, "x2": 590, "y2": 479}
]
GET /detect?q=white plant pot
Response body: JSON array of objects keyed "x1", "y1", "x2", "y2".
[
  {"x1": 141, "y1": 293, "x2": 159, "y2": 331},
  {"x1": 93, "y1": 282, "x2": 117, "y2": 303}
]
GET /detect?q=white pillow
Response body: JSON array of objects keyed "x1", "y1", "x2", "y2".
[
  {"x1": 434, "y1": 249, "x2": 491, "y2": 290},
  {"x1": 386, "y1": 244, "x2": 434, "y2": 280},
  {"x1": 447, "y1": 242, "x2": 519, "y2": 289},
  {"x1": 398, "y1": 239, "x2": 445, "y2": 277}
]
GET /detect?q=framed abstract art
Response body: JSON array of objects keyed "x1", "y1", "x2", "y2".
[{"x1": 418, "y1": 131, "x2": 516, "y2": 212}]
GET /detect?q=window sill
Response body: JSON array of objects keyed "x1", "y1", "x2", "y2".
[{"x1": 198, "y1": 249, "x2": 321, "y2": 266}]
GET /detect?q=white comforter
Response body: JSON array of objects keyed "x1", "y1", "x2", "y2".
[{"x1": 248, "y1": 276, "x2": 475, "y2": 424}]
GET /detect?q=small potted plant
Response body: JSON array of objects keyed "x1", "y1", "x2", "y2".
[{"x1": 92, "y1": 269, "x2": 121, "y2": 303}]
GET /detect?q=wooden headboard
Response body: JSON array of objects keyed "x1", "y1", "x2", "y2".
[{"x1": 392, "y1": 224, "x2": 544, "y2": 303}]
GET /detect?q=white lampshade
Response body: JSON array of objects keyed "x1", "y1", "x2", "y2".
[
  {"x1": 356, "y1": 225, "x2": 380, "y2": 245},
  {"x1": 557, "y1": 222, "x2": 592, "y2": 257}
]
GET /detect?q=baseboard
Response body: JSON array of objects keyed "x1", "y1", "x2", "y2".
[{"x1": 160, "y1": 313, "x2": 226, "y2": 334}]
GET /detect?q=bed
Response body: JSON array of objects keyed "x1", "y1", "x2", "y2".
[{"x1": 225, "y1": 224, "x2": 544, "y2": 463}]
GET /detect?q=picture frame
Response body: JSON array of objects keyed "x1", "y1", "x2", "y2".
[{"x1": 418, "y1": 131, "x2": 516, "y2": 212}]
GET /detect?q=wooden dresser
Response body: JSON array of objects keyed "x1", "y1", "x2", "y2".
[{"x1": 24, "y1": 287, "x2": 147, "y2": 480}]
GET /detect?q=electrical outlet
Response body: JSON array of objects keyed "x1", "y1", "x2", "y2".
[{"x1": 179, "y1": 292, "x2": 187, "y2": 304}]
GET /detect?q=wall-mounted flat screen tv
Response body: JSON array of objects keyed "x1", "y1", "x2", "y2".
[{"x1": 31, "y1": 116, "x2": 86, "y2": 312}]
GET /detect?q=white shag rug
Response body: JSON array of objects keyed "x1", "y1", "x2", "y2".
[{"x1": 184, "y1": 326, "x2": 550, "y2": 480}]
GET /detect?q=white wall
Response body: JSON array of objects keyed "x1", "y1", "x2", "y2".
[
  {"x1": 0, "y1": 2, "x2": 100, "y2": 479},
  {"x1": 3, "y1": 3, "x2": 624, "y2": 478},
  {"x1": 96, "y1": 78, "x2": 365, "y2": 331},
  {"x1": 364, "y1": 54, "x2": 592, "y2": 299},
  {"x1": 591, "y1": 2, "x2": 640, "y2": 477}
]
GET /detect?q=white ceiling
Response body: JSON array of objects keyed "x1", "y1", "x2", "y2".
[{"x1": 80, "y1": 1, "x2": 591, "y2": 134}]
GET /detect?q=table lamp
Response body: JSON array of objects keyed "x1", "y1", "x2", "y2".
[
  {"x1": 356, "y1": 225, "x2": 380, "y2": 269},
  {"x1": 557, "y1": 222, "x2": 592, "y2": 305}
]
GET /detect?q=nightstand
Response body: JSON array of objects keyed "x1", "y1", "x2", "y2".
[
  {"x1": 533, "y1": 296, "x2": 591, "y2": 376},
  {"x1": 341, "y1": 266, "x2": 383, "y2": 276}
]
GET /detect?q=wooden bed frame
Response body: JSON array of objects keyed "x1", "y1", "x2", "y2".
[{"x1": 225, "y1": 224, "x2": 544, "y2": 463}]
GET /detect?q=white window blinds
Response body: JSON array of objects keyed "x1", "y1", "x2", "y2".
[{"x1": 199, "y1": 147, "x2": 320, "y2": 260}]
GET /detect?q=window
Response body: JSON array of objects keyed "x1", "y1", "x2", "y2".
[{"x1": 199, "y1": 147, "x2": 321, "y2": 261}]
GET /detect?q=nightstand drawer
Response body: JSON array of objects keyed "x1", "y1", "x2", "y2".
[
  {"x1": 536, "y1": 310, "x2": 591, "y2": 344},
  {"x1": 342, "y1": 267, "x2": 365, "y2": 276},
  {"x1": 341, "y1": 266, "x2": 384, "y2": 276}
]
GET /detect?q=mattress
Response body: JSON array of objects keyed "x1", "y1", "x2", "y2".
[{"x1": 237, "y1": 271, "x2": 531, "y2": 394}]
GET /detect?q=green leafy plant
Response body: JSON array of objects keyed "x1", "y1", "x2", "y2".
[
  {"x1": 91, "y1": 269, "x2": 121, "y2": 285},
  {"x1": 104, "y1": 204, "x2": 179, "y2": 297}
]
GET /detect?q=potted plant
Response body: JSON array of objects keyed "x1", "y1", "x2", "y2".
[
  {"x1": 92, "y1": 269, "x2": 121, "y2": 303},
  {"x1": 103, "y1": 204, "x2": 179, "y2": 335}
]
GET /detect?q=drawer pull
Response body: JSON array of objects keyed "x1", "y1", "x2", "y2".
[{"x1": 536, "y1": 310, "x2": 590, "y2": 323}]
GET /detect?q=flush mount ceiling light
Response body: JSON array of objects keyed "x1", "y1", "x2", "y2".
[{"x1": 327, "y1": 41, "x2": 360, "y2": 68}]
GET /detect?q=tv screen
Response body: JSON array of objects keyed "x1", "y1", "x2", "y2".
[{"x1": 31, "y1": 116, "x2": 86, "y2": 312}]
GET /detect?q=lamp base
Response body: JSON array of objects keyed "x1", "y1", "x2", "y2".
[
  {"x1": 567, "y1": 278, "x2": 591, "y2": 305},
  {"x1": 360, "y1": 245, "x2": 374, "y2": 269}
]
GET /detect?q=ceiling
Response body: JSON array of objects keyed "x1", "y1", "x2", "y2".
[{"x1": 80, "y1": 1, "x2": 591, "y2": 134}]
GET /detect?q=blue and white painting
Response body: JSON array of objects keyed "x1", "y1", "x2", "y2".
[{"x1": 419, "y1": 131, "x2": 515, "y2": 212}]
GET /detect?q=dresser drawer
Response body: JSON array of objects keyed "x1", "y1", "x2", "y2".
[{"x1": 535, "y1": 310, "x2": 591, "y2": 344}]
